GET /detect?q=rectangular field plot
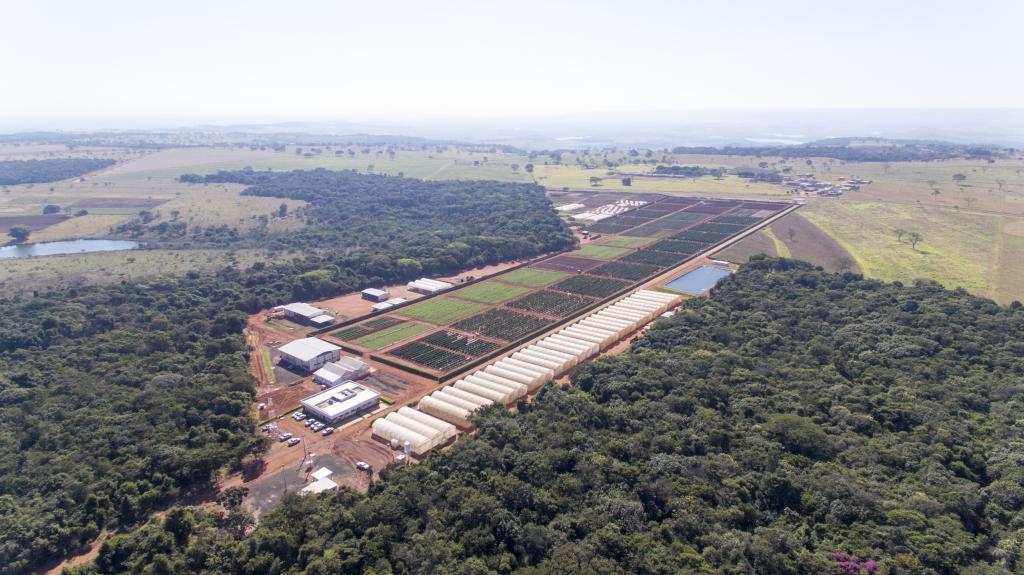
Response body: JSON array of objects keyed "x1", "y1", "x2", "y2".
[
  {"x1": 619, "y1": 249, "x2": 692, "y2": 268},
  {"x1": 532, "y1": 254, "x2": 606, "y2": 273},
  {"x1": 595, "y1": 235, "x2": 656, "y2": 248},
  {"x1": 672, "y1": 229, "x2": 730, "y2": 243},
  {"x1": 690, "y1": 222, "x2": 746, "y2": 235},
  {"x1": 351, "y1": 321, "x2": 431, "y2": 350},
  {"x1": 507, "y1": 290, "x2": 596, "y2": 318},
  {"x1": 453, "y1": 281, "x2": 532, "y2": 304},
  {"x1": 331, "y1": 315, "x2": 404, "y2": 341},
  {"x1": 418, "y1": 330, "x2": 500, "y2": 357},
  {"x1": 551, "y1": 275, "x2": 632, "y2": 298},
  {"x1": 685, "y1": 202, "x2": 738, "y2": 214},
  {"x1": 590, "y1": 261, "x2": 661, "y2": 280},
  {"x1": 712, "y1": 215, "x2": 762, "y2": 226},
  {"x1": 631, "y1": 207, "x2": 678, "y2": 218},
  {"x1": 573, "y1": 244, "x2": 632, "y2": 260},
  {"x1": 388, "y1": 342, "x2": 471, "y2": 371},
  {"x1": 453, "y1": 308, "x2": 552, "y2": 341},
  {"x1": 396, "y1": 296, "x2": 486, "y2": 324},
  {"x1": 586, "y1": 222, "x2": 634, "y2": 234},
  {"x1": 648, "y1": 239, "x2": 705, "y2": 254},
  {"x1": 645, "y1": 211, "x2": 707, "y2": 229},
  {"x1": 498, "y1": 267, "x2": 568, "y2": 287},
  {"x1": 617, "y1": 222, "x2": 679, "y2": 238},
  {"x1": 597, "y1": 215, "x2": 651, "y2": 228}
]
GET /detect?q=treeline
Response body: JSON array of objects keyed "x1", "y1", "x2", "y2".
[
  {"x1": 0, "y1": 170, "x2": 572, "y2": 574},
  {"x1": 0, "y1": 158, "x2": 116, "y2": 185},
  {"x1": 670, "y1": 139, "x2": 1002, "y2": 162},
  {"x1": 653, "y1": 165, "x2": 782, "y2": 183},
  {"x1": 74, "y1": 257, "x2": 1024, "y2": 574}
]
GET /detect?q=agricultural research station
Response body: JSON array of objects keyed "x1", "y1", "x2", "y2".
[
  {"x1": 312, "y1": 356, "x2": 371, "y2": 386},
  {"x1": 372, "y1": 289, "x2": 681, "y2": 456},
  {"x1": 277, "y1": 337, "x2": 341, "y2": 372},
  {"x1": 278, "y1": 302, "x2": 335, "y2": 327},
  {"x1": 361, "y1": 288, "x2": 390, "y2": 302},
  {"x1": 300, "y1": 381, "x2": 380, "y2": 425}
]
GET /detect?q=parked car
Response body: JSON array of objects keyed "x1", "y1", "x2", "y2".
[
  {"x1": 278, "y1": 432, "x2": 293, "y2": 442},
  {"x1": 311, "y1": 422, "x2": 325, "y2": 432},
  {"x1": 287, "y1": 437, "x2": 301, "y2": 447},
  {"x1": 304, "y1": 419, "x2": 318, "y2": 428},
  {"x1": 321, "y1": 427, "x2": 334, "y2": 436},
  {"x1": 292, "y1": 412, "x2": 306, "y2": 421},
  {"x1": 260, "y1": 424, "x2": 273, "y2": 432},
  {"x1": 355, "y1": 461, "x2": 371, "y2": 471}
]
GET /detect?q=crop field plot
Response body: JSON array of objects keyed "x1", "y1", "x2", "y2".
[
  {"x1": 551, "y1": 275, "x2": 631, "y2": 298},
  {"x1": 453, "y1": 281, "x2": 532, "y2": 304},
  {"x1": 573, "y1": 244, "x2": 632, "y2": 260},
  {"x1": 686, "y1": 203, "x2": 736, "y2": 214},
  {"x1": 532, "y1": 254, "x2": 606, "y2": 273},
  {"x1": 396, "y1": 296, "x2": 486, "y2": 324},
  {"x1": 599, "y1": 215, "x2": 651, "y2": 227},
  {"x1": 712, "y1": 214, "x2": 762, "y2": 226},
  {"x1": 617, "y1": 222, "x2": 679, "y2": 238},
  {"x1": 691, "y1": 222, "x2": 746, "y2": 235},
  {"x1": 507, "y1": 290, "x2": 596, "y2": 318},
  {"x1": 590, "y1": 261, "x2": 661, "y2": 280},
  {"x1": 672, "y1": 229, "x2": 728, "y2": 243},
  {"x1": 648, "y1": 239, "x2": 704, "y2": 254},
  {"x1": 350, "y1": 321, "x2": 432, "y2": 350},
  {"x1": 595, "y1": 235, "x2": 656, "y2": 248},
  {"x1": 453, "y1": 308, "x2": 552, "y2": 341},
  {"x1": 620, "y1": 248, "x2": 693, "y2": 268},
  {"x1": 331, "y1": 316, "x2": 405, "y2": 341},
  {"x1": 419, "y1": 330, "x2": 500, "y2": 357},
  {"x1": 631, "y1": 207, "x2": 677, "y2": 218},
  {"x1": 497, "y1": 267, "x2": 568, "y2": 287},
  {"x1": 388, "y1": 341, "x2": 471, "y2": 372},
  {"x1": 586, "y1": 222, "x2": 634, "y2": 234},
  {"x1": 646, "y1": 211, "x2": 707, "y2": 229}
]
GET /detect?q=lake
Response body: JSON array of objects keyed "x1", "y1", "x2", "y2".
[
  {"x1": 0, "y1": 239, "x2": 141, "y2": 259},
  {"x1": 664, "y1": 265, "x2": 734, "y2": 294}
]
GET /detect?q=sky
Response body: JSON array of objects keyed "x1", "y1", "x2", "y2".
[{"x1": 1, "y1": 0, "x2": 1022, "y2": 130}]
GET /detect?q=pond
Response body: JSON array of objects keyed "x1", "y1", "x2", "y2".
[
  {"x1": 0, "y1": 239, "x2": 142, "y2": 259},
  {"x1": 664, "y1": 265, "x2": 734, "y2": 294}
]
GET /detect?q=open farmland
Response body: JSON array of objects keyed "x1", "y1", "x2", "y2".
[
  {"x1": 452, "y1": 308, "x2": 552, "y2": 341},
  {"x1": 572, "y1": 244, "x2": 632, "y2": 260},
  {"x1": 594, "y1": 235, "x2": 656, "y2": 248}
]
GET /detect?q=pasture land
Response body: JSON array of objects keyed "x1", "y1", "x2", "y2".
[
  {"x1": 395, "y1": 296, "x2": 486, "y2": 324},
  {"x1": 532, "y1": 163, "x2": 787, "y2": 198}
]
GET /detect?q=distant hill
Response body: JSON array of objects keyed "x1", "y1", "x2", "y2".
[{"x1": 670, "y1": 137, "x2": 1005, "y2": 162}]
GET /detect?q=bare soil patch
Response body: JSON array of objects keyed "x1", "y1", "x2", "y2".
[{"x1": 0, "y1": 214, "x2": 68, "y2": 233}]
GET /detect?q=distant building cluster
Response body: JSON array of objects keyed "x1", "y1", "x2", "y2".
[{"x1": 784, "y1": 173, "x2": 871, "y2": 197}]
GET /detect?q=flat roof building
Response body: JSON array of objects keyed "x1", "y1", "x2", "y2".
[
  {"x1": 278, "y1": 337, "x2": 342, "y2": 372},
  {"x1": 282, "y1": 303, "x2": 332, "y2": 326},
  {"x1": 301, "y1": 381, "x2": 380, "y2": 424},
  {"x1": 361, "y1": 288, "x2": 390, "y2": 302},
  {"x1": 313, "y1": 357, "x2": 370, "y2": 386}
]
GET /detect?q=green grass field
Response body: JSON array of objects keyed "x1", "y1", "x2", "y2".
[
  {"x1": 350, "y1": 321, "x2": 431, "y2": 350},
  {"x1": 395, "y1": 296, "x2": 487, "y2": 324},
  {"x1": 495, "y1": 268, "x2": 568, "y2": 287},
  {"x1": 596, "y1": 235, "x2": 656, "y2": 248},
  {"x1": 451, "y1": 281, "x2": 531, "y2": 304},
  {"x1": 573, "y1": 244, "x2": 632, "y2": 260}
]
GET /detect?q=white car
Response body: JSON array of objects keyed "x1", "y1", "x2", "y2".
[
  {"x1": 287, "y1": 437, "x2": 301, "y2": 447},
  {"x1": 355, "y1": 461, "x2": 371, "y2": 471},
  {"x1": 278, "y1": 432, "x2": 293, "y2": 442},
  {"x1": 292, "y1": 413, "x2": 306, "y2": 421},
  {"x1": 321, "y1": 427, "x2": 334, "y2": 436}
]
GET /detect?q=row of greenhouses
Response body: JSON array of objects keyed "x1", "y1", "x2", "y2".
[{"x1": 378, "y1": 289, "x2": 683, "y2": 454}]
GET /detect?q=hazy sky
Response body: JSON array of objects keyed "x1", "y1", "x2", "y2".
[{"x1": 1, "y1": 0, "x2": 1021, "y2": 129}]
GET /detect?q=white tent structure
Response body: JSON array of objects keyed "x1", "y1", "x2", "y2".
[{"x1": 371, "y1": 409, "x2": 454, "y2": 456}]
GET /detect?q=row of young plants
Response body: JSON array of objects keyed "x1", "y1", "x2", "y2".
[
  {"x1": 453, "y1": 308, "x2": 553, "y2": 341},
  {"x1": 388, "y1": 341, "x2": 472, "y2": 371}
]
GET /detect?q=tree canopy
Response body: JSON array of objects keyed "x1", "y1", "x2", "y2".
[
  {"x1": 75, "y1": 257, "x2": 1024, "y2": 575},
  {"x1": 0, "y1": 158, "x2": 116, "y2": 185}
]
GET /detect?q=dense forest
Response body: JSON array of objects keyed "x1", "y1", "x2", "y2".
[
  {"x1": 0, "y1": 170, "x2": 571, "y2": 574},
  {"x1": 72, "y1": 257, "x2": 1024, "y2": 574},
  {"x1": 0, "y1": 158, "x2": 116, "y2": 185},
  {"x1": 670, "y1": 139, "x2": 1001, "y2": 162}
]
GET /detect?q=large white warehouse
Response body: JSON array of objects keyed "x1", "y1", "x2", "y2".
[{"x1": 278, "y1": 337, "x2": 342, "y2": 372}]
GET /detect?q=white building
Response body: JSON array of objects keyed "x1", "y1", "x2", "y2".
[
  {"x1": 278, "y1": 338, "x2": 342, "y2": 372},
  {"x1": 407, "y1": 278, "x2": 453, "y2": 295},
  {"x1": 361, "y1": 288, "x2": 390, "y2": 302},
  {"x1": 370, "y1": 297, "x2": 408, "y2": 312},
  {"x1": 301, "y1": 381, "x2": 380, "y2": 424},
  {"x1": 282, "y1": 302, "x2": 334, "y2": 326},
  {"x1": 313, "y1": 357, "x2": 371, "y2": 386}
]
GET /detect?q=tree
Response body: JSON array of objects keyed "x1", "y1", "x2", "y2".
[
  {"x1": 895, "y1": 228, "x2": 907, "y2": 242},
  {"x1": 511, "y1": 163, "x2": 520, "y2": 173},
  {"x1": 953, "y1": 173, "x2": 967, "y2": 186},
  {"x1": 621, "y1": 177, "x2": 632, "y2": 186},
  {"x1": 8, "y1": 225, "x2": 30, "y2": 243},
  {"x1": 524, "y1": 163, "x2": 534, "y2": 173},
  {"x1": 907, "y1": 231, "x2": 922, "y2": 249},
  {"x1": 42, "y1": 204, "x2": 60, "y2": 214},
  {"x1": 278, "y1": 203, "x2": 288, "y2": 217}
]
